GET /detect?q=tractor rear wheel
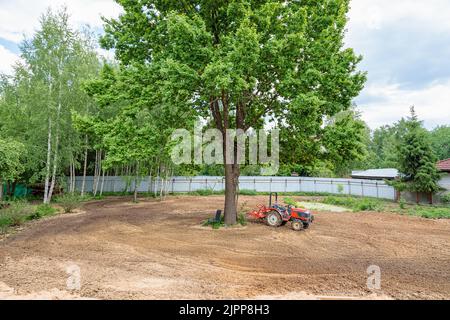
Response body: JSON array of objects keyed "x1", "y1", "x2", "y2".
[
  {"x1": 291, "y1": 220, "x2": 303, "y2": 231},
  {"x1": 266, "y1": 211, "x2": 282, "y2": 228}
]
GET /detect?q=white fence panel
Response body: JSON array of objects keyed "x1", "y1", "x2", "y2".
[{"x1": 71, "y1": 176, "x2": 396, "y2": 200}]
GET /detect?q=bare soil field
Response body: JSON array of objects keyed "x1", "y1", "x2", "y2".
[{"x1": 0, "y1": 196, "x2": 449, "y2": 300}]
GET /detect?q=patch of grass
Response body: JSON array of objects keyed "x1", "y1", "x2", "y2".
[
  {"x1": 202, "y1": 203, "x2": 248, "y2": 229},
  {"x1": 322, "y1": 196, "x2": 386, "y2": 212},
  {"x1": 239, "y1": 189, "x2": 258, "y2": 196},
  {"x1": 55, "y1": 193, "x2": 83, "y2": 213},
  {"x1": 27, "y1": 204, "x2": 58, "y2": 220},
  {"x1": 283, "y1": 197, "x2": 297, "y2": 206},
  {"x1": 404, "y1": 206, "x2": 450, "y2": 219},
  {"x1": 189, "y1": 189, "x2": 224, "y2": 196}
]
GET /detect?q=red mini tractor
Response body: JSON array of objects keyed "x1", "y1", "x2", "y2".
[{"x1": 248, "y1": 193, "x2": 315, "y2": 231}]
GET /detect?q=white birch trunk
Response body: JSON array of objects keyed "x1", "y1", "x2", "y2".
[
  {"x1": 47, "y1": 75, "x2": 63, "y2": 204},
  {"x1": 80, "y1": 135, "x2": 88, "y2": 196},
  {"x1": 43, "y1": 117, "x2": 52, "y2": 204}
]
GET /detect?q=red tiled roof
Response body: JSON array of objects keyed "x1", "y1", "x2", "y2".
[{"x1": 437, "y1": 159, "x2": 450, "y2": 172}]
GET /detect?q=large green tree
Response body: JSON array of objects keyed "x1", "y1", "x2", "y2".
[{"x1": 101, "y1": 0, "x2": 366, "y2": 224}]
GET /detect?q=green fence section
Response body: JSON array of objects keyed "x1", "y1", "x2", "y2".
[{"x1": 1, "y1": 184, "x2": 32, "y2": 198}]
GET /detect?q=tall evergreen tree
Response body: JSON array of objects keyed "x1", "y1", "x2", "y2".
[{"x1": 395, "y1": 107, "x2": 441, "y2": 201}]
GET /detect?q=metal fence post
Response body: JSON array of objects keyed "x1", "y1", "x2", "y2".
[
  {"x1": 348, "y1": 181, "x2": 351, "y2": 196},
  {"x1": 376, "y1": 181, "x2": 379, "y2": 198},
  {"x1": 361, "y1": 181, "x2": 364, "y2": 197}
]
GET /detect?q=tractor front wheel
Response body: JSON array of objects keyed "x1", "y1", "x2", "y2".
[
  {"x1": 266, "y1": 211, "x2": 282, "y2": 228},
  {"x1": 291, "y1": 220, "x2": 304, "y2": 231}
]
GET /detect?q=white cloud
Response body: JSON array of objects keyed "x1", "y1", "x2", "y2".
[
  {"x1": 346, "y1": 0, "x2": 450, "y2": 129},
  {"x1": 0, "y1": 0, "x2": 122, "y2": 43},
  {"x1": 0, "y1": 44, "x2": 20, "y2": 74},
  {"x1": 347, "y1": 0, "x2": 450, "y2": 33},
  {"x1": 359, "y1": 80, "x2": 450, "y2": 129}
]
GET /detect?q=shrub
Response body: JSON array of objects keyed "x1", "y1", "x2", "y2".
[
  {"x1": 399, "y1": 197, "x2": 407, "y2": 209},
  {"x1": 441, "y1": 193, "x2": 450, "y2": 204},
  {"x1": 337, "y1": 184, "x2": 345, "y2": 194},
  {"x1": 408, "y1": 207, "x2": 450, "y2": 219},
  {"x1": 238, "y1": 212, "x2": 247, "y2": 226},
  {"x1": 28, "y1": 204, "x2": 57, "y2": 220},
  {"x1": 55, "y1": 193, "x2": 82, "y2": 213},
  {"x1": 0, "y1": 201, "x2": 33, "y2": 228}
]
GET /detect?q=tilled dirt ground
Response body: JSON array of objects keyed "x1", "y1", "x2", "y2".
[{"x1": 0, "y1": 196, "x2": 449, "y2": 300}]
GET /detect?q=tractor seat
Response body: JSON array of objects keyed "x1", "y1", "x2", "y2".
[{"x1": 273, "y1": 204, "x2": 292, "y2": 214}]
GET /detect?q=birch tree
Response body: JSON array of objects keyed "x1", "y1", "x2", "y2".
[{"x1": 19, "y1": 9, "x2": 99, "y2": 203}]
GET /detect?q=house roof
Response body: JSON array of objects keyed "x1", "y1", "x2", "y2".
[
  {"x1": 351, "y1": 169, "x2": 399, "y2": 180},
  {"x1": 437, "y1": 159, "x2": 450, "y2": 172}
]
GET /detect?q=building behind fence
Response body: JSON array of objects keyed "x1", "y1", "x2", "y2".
[{"x1": 73, "y1": 176, "x2": 396, "y2": 200}]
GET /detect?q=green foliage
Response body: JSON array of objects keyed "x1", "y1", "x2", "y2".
[
  {"x1": 405, "y1": 206, "x2": 450, "y2": 219},
  {"x1": 399, "y1": 197, "x2": 407, "y2": 210},
  {"x1": 0, "y1": 8, "x2": 101, "y2": 204},
  {"x1": 322, "y1": 196, "x2": 385, "y2": 212},
  {"x1": 283, "y1": 197, "x2": 297, "y2": 207},
  {"x1": 28, "y1": 204, "x2": 58, "y2": 220},
  {"x1": 395, "y1": 108, "x2": 441, "y2": 194},
  {"x1": 0, "y1": 139, "x2": 26, "y2": 200},
  {"x1": 101, "y1": 0, "x2": 366, "y2": 221},
  {"x1": 0, "y1": 201, "x2": 34, "y2": 231},
  {"x1": 191, "y1": 189, "x2": 222, "y2": 196},
  {"x1": 441, "y1": 193, "x2": 450, "y2": 204},
  {"x1": 238, "y1": 212, "x2": 247, "y2": 226},
  {"x1": 55, "y1": 193, "x2": 82, "y2": 213},
  {"x1": 430, "y1": 126, "x2": 450, "y2": 160}
]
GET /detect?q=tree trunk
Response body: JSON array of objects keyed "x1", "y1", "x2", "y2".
[
  {"x1": 0, "y1": 178, "x2": 3, "y2": 202},
  {"x1": 134, "y1": 162, "x2": 140, "y2": 203},
  {"x1": 93, "y1": 150, "x2": 102, "y2": 196},
  {"x1": 69, "y1": 160, "x2": 74, "y2": 193},
  {"x1": 147, "y1": 166, "x2": 153, "y2": 194},
  {"x1": 47, "y1": 75, "x2": 63, "y2": 204},
  {"x1": 224, "y1": 164, "x2": 238, "y2": 225},
  {"x1": 100, "y1": 169, "x2": 106, "y2": 197},
  {"x1": 81, "y1": 135, "x2": 88, "y2": 197},
  {"x1": 48, "y1": 120, "x2": 61, "y2": 203},
  {"x1": 44, "y1": 117, "x2": 52, "y2": 204}
]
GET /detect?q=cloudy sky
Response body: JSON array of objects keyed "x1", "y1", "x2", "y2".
[{"x1": 0, "y1": 0, "x2": 449, "y2": 129}]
